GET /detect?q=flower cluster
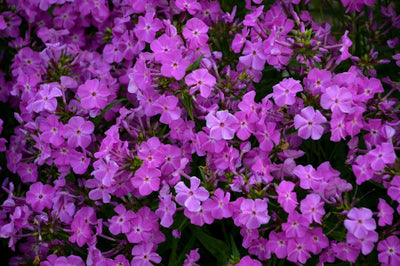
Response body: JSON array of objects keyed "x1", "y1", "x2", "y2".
[{"x1": 0, "y1": 0, "x2": 399, "y2": 265}]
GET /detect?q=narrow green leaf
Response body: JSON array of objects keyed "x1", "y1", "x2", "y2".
[
  {"x1": 191, "y1": 227, "x2": 230, "y2": 265},
  {"x1": 91, "y1": 98, "x2": 127, "y2": 126}
]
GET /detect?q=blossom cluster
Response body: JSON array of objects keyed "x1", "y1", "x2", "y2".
[{"x1": 0, "y1": 0, "x2": 399, "y2": 265}]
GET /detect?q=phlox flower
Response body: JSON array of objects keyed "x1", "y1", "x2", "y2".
[
  {"x1": 160, "y1": 52, "x2": 190, "y2": 81},
  {"x1": 300, "y1": 193, "x2": 325, "y2": 224},
  {"x1": 77, "y1": 79, "x2": 110, "y2": 110},
  {"x1": 347, "y1": 230, "x2": 378, "y2": 255},
  {"x1": 332, "y1": 241, "x2": 360, "y2": 263},
  {"x1": 184, "y1": 204, "x2": 213, "y2": 226},
  {"x1": 365, "y1": 142, "x2": 396, "y2": 171},
  {"x1": 39, "y1": 114, "x2": 65, "y2": 147},
  {"x1": 205, "y1": 110, "x2": 239, "y2": 140},
  {"x1": 237, "y1": 198, "x2": 270, "y2": 229},
  {"x1": 175, "y1": 0, "x2": 202, "y2": 15},
  {"x1": 174, "y1": 176, "x2": 209, "y2": 212},
  {"x1": 185, "y1": 68, "x2": 216, "y2": 98},
  {"x1": 287, "y1": 238, "x2": 311, "y2": 264},
  {"x1": 272, "y1": 78, "x2": 302, "y2": 107},
  {"x1": 387, "y1": 175, "x2": 400, "y2": 202},
  {"x1": 276, "y1": 180, "x2": 298, "y2": 213},
  {"x1": 239, "y1": 40, "x2": 266, "y2": 71},
  {"x1": 249, "y1": 237, "x2": 271, "y2": 261},
  {"x1": 235, "y1": 256, "x2": 262, "y2": 266},
  {"x1": 305, "y1": 227, "x2": 329, "y2": 255},
  {"x1": 108, "y1": 204, "x2": 135, "y2": 235},
  {"x1": 202, "y1": 188, "x2": 232, "y2": 219},
  {"x1": 26, "y1": 182, "x2": 55, "y2": 212},
  {"x1": 26, "y1": 83, "x2": 62, "y2": 113},
  {"x1": 63, "y1": 116, "x2": 94, "y2": 149},
  {"x1": 320, "y1": 85, "x2": 353, "y2": 113},
  {"x1": 344, "y1": 207, "x2": 376, "y2": 239},
  {"x1": 268, "y1": 231, "x2": 287, "y2": 259},
  {"x1": 294, "y1": 106, "x2": 327, "y2": 140},
  {"x1": 156, "y1": 195, "x2": 176, "y2": 228},
  {"x1": 134, "y1": 12, "x2": 163, "y2": 43},
  {"x1": 281, "y1": 211, "x2": 310, "y2": 238},
  {"x1": 131, "y1": 166, "x2": 161, "y2": 196},
  {"x1": 182, "y1": 18, "x2": 209, "y2": 49},
  {"x1": 131, "y1": 243, "x2": 162, "y2": 266},
  {"x1": 377, "y1": 198, "x2": 394, "y2": 226},
  {"x1": 377, "y1": 236, "x2": 400, "y2": 266}
]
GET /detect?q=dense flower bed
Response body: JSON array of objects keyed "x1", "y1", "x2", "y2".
[{"x1": 0, "y1": 0, "x2": 399, "y2": 265}]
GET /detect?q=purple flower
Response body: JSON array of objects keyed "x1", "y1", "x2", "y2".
[
  {"x1": 77, "y1": 79, "x2": 110, "y2": 110},
  {"x1": 134, "y1": 12, "x2": 163, "y2": 43},
  {"x1": 294, "y1": 106, "x2": 327, "y2": 140},
  {"x1": 185, "y1": 68, "x2": 216, "y2": 98},
  {"x1": 26, "y1": 182, "x2": 55, "y2": 212},
  {"x1": 272, "y1": 78, "x2": 302, "y2": 107},
  {"x1": 182, "y1": 18, "x2": 209, "y2": 49},
  {"x1": 205, "y1": 110, "x2": 239, "y2": 140},
  {"x1": 63, "y1": 116, "x2": 94, "y2": 149},
  {"x1": 276, "y1": 180, "x2": 298, "y2": 213},
  {"x1": 108, "y1": 204, "x2": 135, "y2": 235},
  {"x1": 174, "y1": 176, "x2": 209, "y2": 212},
  {"x1": 131, "y1": 243, "x2": 162, "y2": 265},
  {"x1": 237, "y1": 198, "x2": 270, "y2": 229},
  {"x1": 377, "y1": 236, "x2": 400, "y2": 265},
  {"x1": 26, "y1": 83, "x2": 62, "y2": 113},
  {"x1": 344, "y1": 207, "x2": 376, "y2": 239},
  {"x1": 320, "y1": 85, "x2": 353, "y2": 113},
  {"x1": 131, "y1": 166, "x2": 161, "y2": 197},
  {"x1": 300, "y1": 193, "x2": 325, "y2": 224}
]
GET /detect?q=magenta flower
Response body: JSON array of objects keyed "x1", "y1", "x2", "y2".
[
  {"x1": 344, "y1": 207, "x2": 376, "y2": 239},
  {"x1": 276, "y1": 180, "x2": 298, "y2": 213},
  {"x1": 131, "y1": 243, "x2": 162, "y2": 265},
  {"x1": 235, "y1": 256, "x2": 262, "y2": 266},
  {"x1": 377, "y1": 198, "x2": 394, "y2": 226},
  {"x1": 320, "y1": 85, "x2": 353, "y2": 113},
  {"x1": 254, "y1": 120, "x2": 280, "y2": 152},
  {"x1": 63, "y1": 116, "x2": 94, "y2": 149},
  {"x1": 131, "y1": 166, "x2": 161, "y2": 197},
  {"x1": 16, "y1": 163, "x2": 38, "y2": 184},
  {"x1": 347, "y1": 230, "x2": 378, "y2": 255},
  {"x1": 39, "y1": 114, "x2": 65, "y2": 147},
  {"x1": 174, "y1": 177, "x2": 209, "y2": 212},
  {"x1": 26, "y1": 182, "x2": 55, "y2": 212},
  {"x1": 183, "y1": 248, "x2": 200, "y2": 266},
  {"x1": 300, "y1": 193, "x2": 325, "y2": 224},
  {"x1": 268, "y1": 231, "x2": 287, "y2": 259},
  {"x1": 237, "y1": 198, "x2": 270, "y2": 229},
  {"x1": 287, "y1": 238, "x2": 311, "y2": 264},
  {"x1": 365, "y1": 142, "x2": 396, "y2": 171},
  {"x1": 205, "y1": 110, "x2": 239, "y2": 140},
  {"x1": 202, "y1": 188, "x2": 232, "y2": 220},
  {"x1": 134, "y1": 12, "x2": 163, "y2": 43},
  {"x1": 281, "y1": 211, "x2": 310, "y2": 238},
  {"x1": 77, "y1": 79, "x2": 110, "y2": 110},
  {"x1": 175, "y1": 0, "x2": 202, "y2": 15},
  {"x1": 239, "y1": 40, "x2": 266, "y2": 71},
  {"x1": 377, "y1": 236, "x2": 400, "y2": 265},
  {"x1": 387, "y1": 175, "x2": 400, "y2": 202},
  {"x1": 182, "y1": 18, "x2": 209, "y2": 49},
  {"x1": 332, "y1": 241, "x2": 360, "y2": 263},
  {"x1": 108, "y1": 204, "x2": 135, "y2": 235},
  {"x1": 305, "y1": 227, "x2": 329, "y2": 255},
  {"x1": 160, "y1": 52, "x2": 190, "y2": 81},
  {"x1": 156, "y1": 195, "x2": 176, "y2": 228},
  {"x1": 294, "y1": 106, "x2": 327, "y2": 140},
  {"x1": 26, "y1": 83, "x2": 62, "y2": 113},
  {"x1": 272, "y1": 78, "x2": 302, "y2": 107},
  {"x1": 154, "y1": 95, "x2": 181, "y2": 124},
  {"x1": 185, "y1": 68, "x2": 216, "y2": 98}
]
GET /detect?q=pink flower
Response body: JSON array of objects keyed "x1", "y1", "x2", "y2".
[
  {"x1": 154, "y1": 95, "x2": 181, "y2": 124},
  {"x1": 26, "y1": 182, "x2": 55, "y2": 212},
  {"x1": 108, "y1": 204, "x2": 135, "y2": 235},
  {"x1": 131, "y1": 166, "x2": 161, "y2": 196},
  {"x1": 365, "y1": 142, "x2": 396, "y2": 171},
  {"x1": 281, "y1": 211, "x2": 310, "y2": 238},
  {"x1": 160, "y1": 52, "x2": 190, "y2": 81},
  {"x1": 182, "y1": 18, "x2": 209, "y2": 49},
  {"x1": 174, "y1": 176, "x2": 209, "y2": 212},
  {"x1": 26, "y1": 83, "x2": 62, "y2": 113},
  {"x1": 235, "y1": 256, "x2": 262, "y2": 266},
  {"x1": 300, "y1": 193, "x2": 325, "y2": 224},
  {"x1": 347, "y1": 230, "x2": 378, "y2": 255},
  {"x1": 344, "y1": 207, "x2": 376, "y2": 239},
  {"x1": 237, "y1": 198, "x2": 270, "y2": 229},
  {"x1": 377, "y1": 198, "x2": 394, "y2": 226},
  {"x1": 131, "y1": 243, "x2": 162, "y2": 265},
  {"x1": 156, "y1": 195, "x2": 176, "y2": 228},
  {"x1": 239, "y1": 40, "x2": 266, "y2": 71},
  {"x1": 205, "y1": 110, "x2": 239, "y2": 140},
  {"x1": 183, "y1": 248, "x2": 200, "y2": 266},
  {"x1": 377, "y1": 236, "x2": 400, "y2": 265},
  {"x1": 39, "y1": 114, "x2": 65, "y2": 147},
  {"x1": 185, "y1": 68, "x2": 216, "y2": 98},
  {"x1": 287, "y1": 238, "x2": 311, "y2": 264},
  {"x1": 387, "y1": 176, "x2": 400, "y2": 202},
  {"x1": 276, "y1": 180, "x2": 298, "y2": 213},
  {"x1": 272, "y1": 78, "x2": 302, "y2": 107},
  {"x1": 134, "y1": 12, "x2": 163, "y2": 43},
  {"x1": 63, "y1": 116, "x2": 94, "y2": 149},
  {"x1": 332, "y1": 241, "x2": 360, "y2": 263},
  {"x1": 268, "y1": 231, "x2": 287, "y2": 258},
  {"x1": 202, "y1": 188, "x2": 232, "y2": 219},
  {"x1": 77, "y1": 79, "x2": 110, "y2": 110},
  {"x1": 175, "y1": 0, "x2": 202, "y2": 15},
  {"x1": 294, "y1": 106, "x2": 327, "y2": 140},
  {"x1": 320, "y1": 85, "x2": 353, "y2": 113}
]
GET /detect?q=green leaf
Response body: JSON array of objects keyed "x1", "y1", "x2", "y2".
[
  {"x1": 186, "y1": 54, "x2": 204, "y2": 72},
  {"x1": 181, "y1": 93, "x2": 195, "y2": 121},
  {"x1": 191, "y1": 227, "x2": 230, "y2": 265},
  {"x1": 91, "y1": 98, "x2": 127, "y2": 127}
]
